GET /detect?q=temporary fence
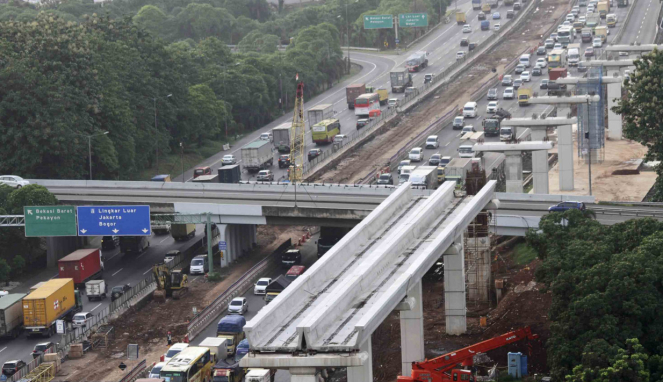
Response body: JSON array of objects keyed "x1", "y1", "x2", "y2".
[
  {"x1": 118, "y1": 359, "x2": 148, "y2": 382},
  {"x1": 5, "y1": 346, "x2": 64, "y2": 382},
  {"x1": 186, "y1": 239, "x2": 293, "y2": 340}
]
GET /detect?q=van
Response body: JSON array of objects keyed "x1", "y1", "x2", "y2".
[
  {"x1": 190, "y1": 255, "x2": 209, "y2": 275},
  {"x1": 463, "y1": 102, "x2": 478, "y2": 118},
  {"x1": 193, "y1": 166, "x2": 212, "y2": 178},
  {"x1": 519, "y1": 53, "x2": 531, "y2": 67}
]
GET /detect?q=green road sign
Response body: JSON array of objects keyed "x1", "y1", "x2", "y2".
[
  {"x1": 399, "y1": 13, "x2": 429, "y2": 27},
  {"x1": 24, "y1": 206, "x2": 77, "y2": 237},
  {"x1": 363, "y1": 15, "x2": 394, "y2": 29}
]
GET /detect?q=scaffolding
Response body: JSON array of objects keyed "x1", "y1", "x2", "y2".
[
  {"x1": 576, "y1": 65, "x2": 606, "y2": 163},
  {"x1": 22, "y1": 363, "x2": 55, "y2": 382}
]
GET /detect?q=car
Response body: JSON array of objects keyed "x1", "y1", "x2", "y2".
[
  {"x1": 456, "y1": 51, "x2": 466, "y2": 60},
  {"x1": 409, "y1": 147, "x2": 424, "y2": 162},
  {"x1": 0, "y1": 175, "x2": 29, "y2": 189},
  {"x1": 428, "y1": 153, "x2": 442, "y2": 166},
  {"x1": 254, "y1": 277, "x2": 272, "y2": 295},
  {"x1": 376, "y1": 173, "x2": 394, "y2": 185},
  {"x1": 462, "y1": 24, "x2": 472, "y2": 33},
  {"x1": 566, "y1": 14, "x2": 575, "y2": 22},
  {"x1": 164, "y1": 343, "x2": 189, "y2": 363},
  {"x1": 536, "y1": 58, "x2": 547, "y2": 68},
  {"x1": 548, "y1": 201, "x2": 586, "y2": 212},
  {"x1": 110, "y1": 284, "x2": 131, "y2": 303},
  {"x1": 492, "y1": 12, "x2": 501, "y2": 19},
  {"x1": 593, "y1": 37, "x2": 602, "y2": 48},
  {"x1": 164, "y1": 250, "x2": 180, "y2": 263},
  {"x1": 572, "y1": 6, "x2": 580, "y2": 15},
  {"x1": 486, "y1": 101, "x2": 499, "y2": 113},
  {"x1": 578, "y1": 61, "x2": 588, "y2": 72},
  {"x1": 424, "y1": 73, "x2": 434, "y2": 83},
  {"x1": 259, "y1": 132, "x2": 272, "y2": 141},
  {"x1": 513, "y1": 79, "x2": 523, "y2": 89},
  {"x1": 388, "y1": 98, "x2": 399, "y2": 108},
  {"x1": 503, "y1": 87, "x2": 515, "y2": 99},
  {"x1": 579, "y1": 15, "x2": 586, "y2": 23},
  {"x1": 536, "y1": 45, "x2": 546, "y2": 55},
  {"x1": 397, "y1": 160, "x2": 411, "y2": 174},
  {"x1": 478, "y1": 12, "x2": 486, "y2": 20},
  {"x1": 308, "y1": 148, "x2": 322, "y2": 161},
  {"x1": 234, "y1": 338, "x2": 250, "y2": 363},
  {"x1": 562, "y1": 20, "x2": 571, "y2": 27},
  {"x1": 502, "y1": 74, "x2": 513, "y2": 86},
  {"x1": 554, "y1": 43, "x2": 563, "y2": 50},
  {"x1": 453, "y1": 116, "x2": 465, "y2": 129},
  {"x1": 588, "y1": 5, "x2": 595, "y2": 12},
  {"x1": 585, "y1": 47, "x2": 594, "y2": 57},
  {"x1": 461, "y1": 38, "x2": 469, "y2": 47},
  {"x1": 256, "y1": 170, "x2": 274, "y2": 182},
  {"x1": 540, "y1": 79, "x2": 549, "y2": 89},
  {"x1": 520, "y1": 71, "x2": 531, "y2": 82},
  {"x1": 506, "y1": 10, "x2": 515, "y2": 18},
  {"x1": 190, "y1": 255, "x2": 208, "y2": 275},
  {"x1": 462, "y1": 125, "x2": 476, "y2": 134},
  {"x1": 550, "y1": 32, "x2": 559, "y2": 41},
  {"x1": 425, "y1": 135, "x2": 439, "y2": 149},
  {"x1": 32, "y1": 342, "x2": 54, "y2": 359},
  {"x1": 494, "y1": 23, "x2": 501, "y2": 31},
  {"x1": 228, "y1": 297, "x2": 248, "y2": 314},
  {"x1": 2, "y1": 360, "x2": 26, "y2": 377},
  {"x1": 72, "y1": 312, "x2": 93, "y2": 328},
  {"x1": 532, "y1": 66, "x2": 542, "y2": 76},
  {"x1": 545, "y1": 38, "x2": 555, "y2": 48},
  {"x1": 101, "y1": 235, "x2": 120, "y2": 249},
  {"x1": 513, "y1": 1, "x2": 521, "y2": 9},
  {"x1": 619, "y1": 51, "x2": 629, "y2": 56},
  {"x1": 487, "y1": 88, "x2": 498, "y2": 100},
  {"x1": 278, "y1": 154, "x2": 290, "y2": 168},
  {"x1": 333, "y1": 134, "x2": 347, "y2": 144},
  {"x1": 439, "y1": 156, "x2": 452, "y2": 167},
  {"x1": 149, "y1": 362, "x2": 166, "y2": 379},
  {"x1": 356, "y1": 118, "x2": 370, "y2": 129},
  {"x1": 515, "y1": 64, "x2": 525, "y2": 74},
  {"x1": 221, "y1": 154, "x2": 236, "y2": 165}
]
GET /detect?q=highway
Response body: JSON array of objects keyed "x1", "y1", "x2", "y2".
[
  {"x1": 619, "y1": 0, "x2": 659, "y2": 43},
  {"x1": 0, "y1": 229, "x2": 206, "y2": 369}
]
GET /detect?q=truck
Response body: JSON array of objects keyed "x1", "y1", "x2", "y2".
[
  {"x1": 58, "y1": 248, "x2": 104, "y2": 288},
  {"x1": 549, "y1": 67, "x2": 568, "y2": 81},
  {"x1": 317, "y1": 226, "x2": 350, "y2": 257},
  {"x1": 346, "y1": 84, "x2": 366, "y2": 109},
  {"x1": 456, "y1": 12, "x2": 467, "y2": 24},
  {"x1": 595, "y1": 26, "x2": 608, "y2": 42},
  {"x1": 573, "y1": 21, "x2": 584, "y2": 33},
  {"x1": 406, "y1": 52, "x2": 429, "y2": 72},
  {"x1": 607, "y1": 13, "x2": 617, "y2": 27},
  {"x1": 216, "y1": 315, "x2": 246, "y2": 355},
  {"x1": 581, "y1": 27, "x2": 593, "y2": 42},
  {"x1": 518, "y1": 88, "x2": 532, "y2": 106},
  {"x1": 597, "y1": 1, "x2": 609, "y2": 17},
  {"x1": 482, "y1": 3, "x2": 491, "y2": 13},
  {"x1": 586, "y1": 14, "x2": 600, "y2": 29},
  {"x1": 245, "y1": 369, "x2": 275, "y2": 382},
  {"x1": 547, "y1": 49, "x2": 566, "y2": 70},
  {"x1": 487, "y1": 0, "x2": 499, "y2": 8},
  {"x1": 390, "y1": 67, "x2": 413, "y2": 93},
  {"x1": 568, "y1": 43, "x2": 581, "y2": 66},
  {"x1": 547, "y1": 80, "x2": 568, "y2": 96},
  {"x1": 85, "y1": 280, "x2": 107, "y2": 301},
  {"x1": 500, "y1": 126, "x2": 515, "y2": 141},
  {"x1": 504, "y1": 0, "x2": 513, "y2": 5},
  {"x1": 171, "y1": 223, "x2": 196, "y2": 241},
  {"x1": 617, "y1": 0, "x2": 628, "y2": 7},
  {"x1": 120, "y1": 236, "x2": 149, "y2": 254},
  {"x1": 241, "y1": 140, "x2": 273, "y2": 173},
  {"x1": 218, "y1": 164, "x2": 241, "y2": 183},
  {"x1": 481, "y1": 20, "x2": 490, "y2": 30},
  {"x1": 213, "y1": 360, "x2": 244, "y2": 382},
  {"x1": 192, "y1": 174, "x2": 218, "y2": 183},
  {"x1": 408, "y1": 166, "x2": 439, "y2": 189},
  {"x1": 23, "y1": 278, "x2": 83, "y2": 337},
  {"x1": 481, "y1": 108, "x2": 511, "y2": 137},
  {"x1": 307, "y1": 104, "x2": 334, "y2": 129},
  {"x1": 444, "y1": 158, "x2": 473, "y2": 188},
  {"x1": 458, "y1": 132, "x2": 484, "y2": 158},
  {"x1": 271, "y1": 123, "x2": 291, "y2": 153},
  {"x1": 376, "y1": 88, "x2": 389, "y2": 105},
  {"x1": 199, "y1": 337, "x2": 228, "y2": 361},
  {"x1": 472, "y1": 0, "x2": 482, "y2": 10},
  {"x1": 0, "y1": 293, "x2": 26, "y2": 339}
]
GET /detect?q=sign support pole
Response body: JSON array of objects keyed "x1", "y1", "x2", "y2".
[
  {"x1": 206, "y1": 213, "x2": 214, "y2": 275},
  {"x1": 394, "y1": 16, "x2": 399, "y2": 49}
]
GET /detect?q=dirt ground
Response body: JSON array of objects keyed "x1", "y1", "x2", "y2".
[
  {"x1": 372, "y1": 248, "x2": 551, "y2": 382},
  {"x1": 548, "y1": 130, "x2": 656, "y2": 201},
  {"x1": 55, "y1": 225, "x2": 312, "y2": 382},
  {"x1": 311, "y1": 0, "x2": 572, "y2": 184}
]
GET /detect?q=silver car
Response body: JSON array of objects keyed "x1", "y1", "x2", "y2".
[
  {"x1": 221, "y1": 155, "x2": 236, "y2": 165},
  {"x1": 0, "y1": 175, "x2": 29, "y2": 189}
]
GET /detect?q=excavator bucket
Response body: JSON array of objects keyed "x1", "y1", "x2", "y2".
[{"x1": 153, "y1": 289, "x2": 167, "y2": 302}]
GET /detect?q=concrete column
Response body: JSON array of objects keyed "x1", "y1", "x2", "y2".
[
  {"x1": 250, "y1": 225, "x2": 257, "y2": 247},
  {"x1": 241, "y1": 225, "x2": 250, "y2": 254},
  {"x1": 530, "y1": 129, "x2": 549, "y2": 194},
  {"x1": 444, "y1": 240, "x2": 466, "y2": 335},
  {"x1": 558, "y1": 124, "x2": 574, "y2": 191},
  {"x1": 47, "y1": 237, "x2": 81, "y2": 268},
  {"x1": 218, "y1": 224, "x2": 229, "y2": 268},
  {"x1": 228, "y1": 225, "x2": 237, "y2": 263},
  {"x1": 400, "y1": 281, "x2": 424, "y2": 377},
  {"x1": 607, "y1": 81, "x2": 623, "y2": 140},
  {"x1": 347, "y1": 337, "x2": 373, "y2": 382},
  {"x1": 505, "y1": 151, "x2": 524, "y2": 193},
  {"x1": 290, "y1": 367, "x2": 318, "y2": 382},
  {"x1": 232, "y1": 225, "x2": 240, "y2": 260}
]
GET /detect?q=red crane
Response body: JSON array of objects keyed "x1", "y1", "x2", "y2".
[{"x1": 398, "y1": 326, "x2": 539, "y2": 382}]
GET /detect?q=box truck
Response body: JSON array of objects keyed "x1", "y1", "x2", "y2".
[
  {"x1": 406, "y1": 52, "x2": 429, "y2": 72},
  {"x1": 272, "y1": 123, "x2": 291, "y2": 153},
  {"x1": 192, "y1": 174, "x2": 219, "y2": 183},
  {"x1": 390, "y1": 67, "x2": 413, "y2": 93},
  {"x1": 408, "y1": 166, "x2": 439, "y2": 189},
  {"x1": 120, "y1": 236, "x2": 149, "y2": 254},
  {"x1": 58, "y1": 248, "x2": 104, "y2": 288},
  {"x1": 0, "y1": 293, "x2": 27, "y2": 339},
  {"x1": 241, "y1": 141, "x2": 273, "y2": 173},
  {"x1": 445, "y1": 158, "x2": 474, "y2": 186},
  {"x1": 307, "y1": 104, "x2": 334, "y2": 129},
  {"x1": 216, "y1": 315, "x2": 246, "y2": 355},
  {"x1": 458, "y1": 132, "x2": 484, "y2": 158},
  {"x1": 199, "y1": 337, "x2": 228, "y2": 361},
  {"x1": 171, "y1": 224, "x2": 196, "y2": 241},
  {"x1": 85, "y1": 280, "x2": 107, "y2": 301},
  {"x1": 218, "y1": 164, "x2": 241, "y2": 183},
  {"x1": 23, "y1": 278, "x2": 83, "y2": 337},
  {"x1": 346, "y1": 84, "x2": 366, "y2": 109}
]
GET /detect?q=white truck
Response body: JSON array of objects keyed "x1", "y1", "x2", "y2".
[
  {"x1": 500, "y1": 126, "x2": 515, "y2": 141},
  {"x1": 85, "y1": 280, "x2": 107, "y2": 301},
  {"x1": 458, "y1": 132, "x2": 484, "y2": 158},
  {"x1": 245, "y1": 369, "x2": 272, "y2": 382},
  {"x1": 567, "y1": 43, "x2": 581, "y2": 66},
  {"x1": 241, "y1": 140, "x2": 273, "y2": 173},
  {"x1": 0, "y1": 293, "x2": 26, "y2": 339},
  {"x1": 272, "y1": 123, "x2": 291, "y2": 153},
  {"x1": 399, "y1": 165, "x2": 417, "y2": 185},
  {"x1": 199, "y1": 337, "x2": 228, "y2": 361},
  {"x1": 307, "y1": 104, "x2": 334, "y2": 129},
  {"x1": 445, "y1": 158, "x2": 473, "y2": 187},
  {"x1": 408, "y1": 166, "x2": 439, "y2": 189}
]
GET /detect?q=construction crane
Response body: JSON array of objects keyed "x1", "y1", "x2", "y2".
[
  {"x1": 289, "y1": 80, "x2": 305, "y2": 182},
  {"x1": 152, "y1": 264, "x2": 188, "y2": 301},
  {"x1": 398, "y1": 326, "x2": 539, "y2": 382}
]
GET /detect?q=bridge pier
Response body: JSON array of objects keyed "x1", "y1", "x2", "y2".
[
  {"x1": 347, "y1": 338, "x2": 373, "y2": 382},
  {"x1": 46, "y1": 237, "x2": 85, "y2": 268},
  {"x1": 444, "y1": 241, "x2": 466, "y2": 335},
  {"x1": 217, "y1": 224, "x2": 258, "y2": 268},
  {"x1": 505, "y1": 152, "x2": 524, "y2": 193},
  {"x1": 290, "y1": 367, "x2": 319, "y2": 382},
  {"x1": 399, "y1": 281, "x2": 424, "y2": 377}
]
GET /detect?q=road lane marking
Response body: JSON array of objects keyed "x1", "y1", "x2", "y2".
[
  {"x1": 90, "y1": 303, "x2": 102, "y2": 312},
  {"x1": 0, "y1": 347, "x2": 6, "y2": 353},
  {"x1": 50, "y1": 273, "x2": 59, "y2": 279},
  {"x1": 106, "y1": 251, "x2": 122, "y2": 261},
  {"x1": 143, "y1": 268, "x2": 153, "y2": 275},
  {"x1": 112, "y1": 268, "x2": 124, "y2": 277}
]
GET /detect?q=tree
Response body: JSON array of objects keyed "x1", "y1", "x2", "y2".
[
  {"x1": 6, "y1": 185, "x2": 59, "y2": 214},
  {"x1": 0, "y1": 259, "x2": 10, "y2": 286},
  {"x1": 566, "y1": 339, "x2": 651, "y2": 382},
  {"x1": 172, "y1": 4, "x2": 235, "y2": 42},
  {"x1": 237, "y1": 30, "x2": 280, "y2": 53},
  {"x1": 12, "y1": 255, "x2": 25, "y2": 276},
  {"x1": 133, "y1": 5, "x2": 168, "y2": 36}
]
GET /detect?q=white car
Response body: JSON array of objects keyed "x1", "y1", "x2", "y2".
[
  {"x1": 579, "y1": 16, "x2": 586, "y2": 23},
  {"x1": 536, "y1": 58, "x2": 547, "y2": 68},
  {"x1": 550, "y1": 32, "x2": 559, "y2": 41},
  {"x1": 425, "y1": 135, "x2": 439, "y2": 149},
  {"x1": 461, "y1": 125, "x2": 476, "y2": 134},
  {"x1": 163, "y1": 343, "x2": 189, "y2": 363},
  {"x1": 486, "y1": 101, "x2": 499, "y2": 113},
  {"x1": 554, "y1": 43, "x2": 563, "y2": 50},
  {"x1": 494, "y1": 23, "x2": 501, "y2": 31},
  {"x1": 254, "y1": 277, "x2": 272, "y2": 295},
  {"x1": 221, "y1": 155, "x2": 236, "y2": 165},
  {"x1": 228, "y1": 297, "x2": 248, "y2": 314},
  {"x1": 462, "y1": 24, "x2": 472, "y2": 33},
  {"x1": 0, "y1": 175, "x2": 29, "y2": 189},
  {"x1": 503, "y1": 87, "x2": 515, "y2": 99},
  {"x1": 388, "y1": 98, "x2": 399, "y2": 108},
  {"x1": 149, "y1": 362, "x2": 166, "y2": 379},
  {"x1": 409, "y1": 147, "x2": 424, "y2": 162},
  {"x1": 593, "y1": 37, "x2": 603, "y2": 47},
  {"x1": 456, "y1": 51, "x2": 466, "y2": 60},
  {"x1": 520, "y1": 71, "x2": 531, "y2": 82},
  {"x1": 260, "y1": 132, "x2": 272, "y2": 141},
  {"x1": 566, "y1": 14, "x2": 575, "y2": 22},
  {"x1": 72, "y1": 312, "x2": 92, "y2": 328}
]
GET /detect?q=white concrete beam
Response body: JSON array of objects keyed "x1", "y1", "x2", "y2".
[
  {"x1": 239, "y1": 353, "x2": 368, "y2": 368},
  {"x1": 584, "y1": 60, "x2": 634, "y2": 67},
  {"x1": 556, "y1": 77, "x2": 623, "y2": 84},
  {"x1": 473, "y1": 141, "x2": 554, "y2": 152},
  {"x1": 400, "y1": 281, "x2": 424, "y2": 377},
  {"x1": 505, "y1": 117, "x2": 577, "y2": 126},
  {"x1": 605, "y1": 44, "x2": 661, "y2": 51},
  {"x1": 528, "y1": 95, "x2": 601, "y2": 105}
]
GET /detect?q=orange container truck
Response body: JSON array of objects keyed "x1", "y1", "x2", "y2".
[{"x1": 23, "y1": 278, "x2": 83, "y2": 337}]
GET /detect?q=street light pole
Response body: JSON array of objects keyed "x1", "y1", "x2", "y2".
[
  {"x1": 78, "y1": 131, "x2": 109, "y2": 180},
  {"x1": 180, "y1": 142, "x2": 184, "y2": 183},
  {"x1": 152, "y1": 94, "x2": 172, "y2": 173},
  {"x1": 346, "y1": 2, "x2": 351, "y2": 74}
]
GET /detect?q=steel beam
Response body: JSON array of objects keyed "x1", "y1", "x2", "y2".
[{"x1": 0, "y1": 215, "x2": 25, "y2": 227}]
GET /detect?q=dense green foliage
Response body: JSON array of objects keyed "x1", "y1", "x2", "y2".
[{"x1": 527, "y1": 211, "x2": 663, "y2": 381}]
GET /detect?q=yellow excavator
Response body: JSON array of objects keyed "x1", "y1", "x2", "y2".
[{"x1": 153, "y1": 264, "x2": 188, "y2": 301}]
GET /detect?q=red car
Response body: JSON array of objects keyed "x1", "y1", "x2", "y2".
[{"x1": 584, "y1": 47, "x2": 594, "y2": 57}]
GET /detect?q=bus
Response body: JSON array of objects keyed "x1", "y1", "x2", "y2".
[
  {"x1": 161, "y1": 346, "x2": 214, "y2": 382},
  {"x1": 557, "y1": 26, "x2": 575, "y2": 47},
  {"x1": 354, "y1": 93, "x2": 380, "y2": 117},
  {"x1": 311, "y1": 119, "x2": 341, "y2": 144}
]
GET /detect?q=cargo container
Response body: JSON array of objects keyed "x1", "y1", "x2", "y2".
[
  {"x1": 390, "y1": 68, "x2": 413, "y2": 93},
  {"x1": 346, "y1": 84, "x2": 366, "y2": 109},
  {"x1": 456, "y1": 12, "x2": 467, "y2": 24},
  {"x1": 307, "y1": 104, "x2": 334, "y2": 129},
  {"x1": 0, "y1": 293, "x2": 26, "y2": 338},
  {"x1": 241, "y1": 141, "x2": 273, "y2": 173},
  {"x1": 445, "y1": 158, "x2": 473, "y2": 186},
  {"x1": 548, "y1": 68, "x2": 568, "y2": 81},
  {"x1": 171, "y1": 224, "x2": 196, "y2": 241},
  {"x1": 199, "y1": 337, "x2": 228, "y2": 361},
  {"x1": 58, "y1": 248, "x2": 104, "y2": 288},
  {"x1": 120, "y1": 236, "x2": 149, "y2": 254},
  {"x1": 192, "y1": 174, "x2": 219, "y2": 183},
  {"x1": 406, "y1": 52, "x2": 428, "y2": 72},
  {"x1": 85, "y1": 280, "x2": 107, "y2": 301},
  {"x1": 216, "y1": 315, "x2": 246, "y2": 355},
  {"x1": 218, "y1": 164, "x2": 241, "y2": 184},
  {"x1": 23, "y1": 278, "x2": 82, "y2": 337},
  {"x1": 472, "y1": 0, "x2": 482, "y2": 10},
  {"x1": 272, "y1": 123, "x2": 291, "y2": 153},
  {"x1": 408, "y1": 166, "x2": 439, "y2": 189}
]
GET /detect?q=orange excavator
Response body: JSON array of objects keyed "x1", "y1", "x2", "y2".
[{"x1": 398, "y1": 326, "x2": 539, "y2": 382}]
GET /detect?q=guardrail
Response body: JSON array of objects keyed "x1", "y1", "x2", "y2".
[
  {"x1": 591, "y1": 207, "x2": 663, "y2": 217},
  {"x1": 613, "y1": 0, "x2": 639, "y2": 44},
  {"x1": 118, "y1": 359, "x2": 147, "y2": 382},
  {"x1": 186, "y1": 239, "x2": 292, "y2": 340}
]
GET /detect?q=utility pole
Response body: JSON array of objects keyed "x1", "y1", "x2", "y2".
[
  {"x1": 345, "y1": 2, "x2": 351, "y2": 74},
  {"x1": 586, "y1": 98, "x2": 592, "y2": 196},
  {"x1": 78, "y1": 131, "x2": 109, "y2": 180},
  {"x1": 180, "y1": 142, "x2": 184, "y2": 183}
]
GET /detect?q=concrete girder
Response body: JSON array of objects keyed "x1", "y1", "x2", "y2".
[
  {"x1": 527, "y1": 95, "x2": 601, "y2": 105},
  {"x1": 239, "y1": 353, "x2": 369, "y2": 368},
  {"x1": 504, "y1": 117, "x2": 577, "y2": 126},
  {"x1": 473, "y1": 141, "x2": 554, "y2": 152},
  {"x1": 605, "y1": 44, "x2": 662, "y2": 51},
  {"x1": 556, "y1": 77, "x2": 623, "y2": 84},
  {"x1": 584, "y1": 60, "x2": 635, "y2": 67}
]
